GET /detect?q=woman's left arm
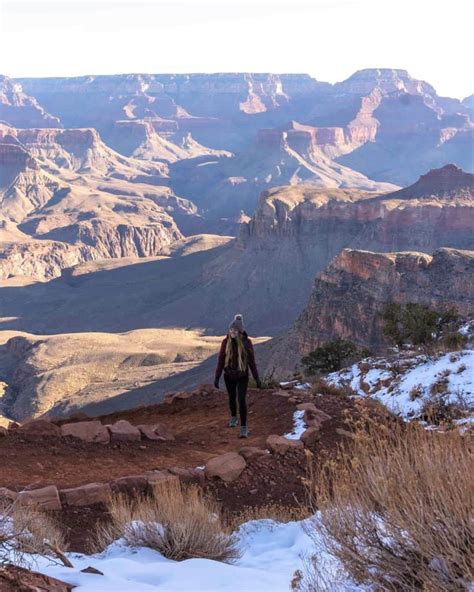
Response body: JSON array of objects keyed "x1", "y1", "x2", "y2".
[{"x1": 246, "y1": 339, "x2": 261, "y2": 384}]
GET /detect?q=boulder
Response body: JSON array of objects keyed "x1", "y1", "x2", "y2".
[
  {"x1": 0, "y1": 565, "x2": 73, "y2": 592},
  {"x1": 303, "y1": 406, "x2": 331, "y2": 428},
  {"x1": 168, "y1": 466, "x2": 205, "y2": 483},
  {"x1": 173, "y1": 391, "x2": 194, "y2": 400},
  {"x1": 163, "y1": 392, "x2": 176, "y2": 404},
  {"x1": 300, "y1": 427, "x2": 320, "y2": 448},
  {"x1": 273, "y1": 389, "x2": 291, "y2": 398},
  {"x1": 7, "y1": 421, "x2": 20, "y2": 430},
  {"x1": 18, "y1": 485, "x2": 61, "y2": 511},
  {"x1": 111, "y1": 475, "x2": 148, "y2": 495},
  {"x1": 60, "y1": 420, "x2": 110, "y2": 444},
  {"x1": 296, "y1": 402, "x2": 318, "y2": 413},
  {"x1": 144, "y1": 470, "x2": 180, "y2": 494},
  {"x1": 81, "y1": 566, "x2": 104, "y2": 575},
  {"x1": 17, "y1": 419, "x2": 60, "y2": 438},
  {"x1": 238, "y1": 446, "x2": 268, "y2": 461},
  {"x1": 197, "y1": 383, "x2": 214, "y2": 394},
  {"x1": 266, "y1": 435, "x2": 304, "y2": 454},
  {"x1": 108, "y1": 420, "x2": 141, "y2": 442},
  {"x1": 205, "y1": 452, "x2": 246, "y2": 482},
  {"x1": 137, "y1": 424, "x2": 164, "y2": 441},
  {"x1": 152, "y1": 423, "x2": 175, "y2": 441},
  {"x1": 60, "y1": 482, "x2": 111, "y2": 506}
]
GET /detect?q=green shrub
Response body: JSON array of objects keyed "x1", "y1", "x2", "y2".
[
  {"x1": 382, "y1": 303, "x2": 459, "y2": 347},
  {"x1": 301, "y1": 339, "x2": 360, "y2": 375}
]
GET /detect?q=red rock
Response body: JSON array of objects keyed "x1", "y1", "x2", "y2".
[
  {"x1": 300, "y1": 427, "x2": 320, "y2": 447},
  {"x1": 152, "y1": 423, "x2": 175, "y2": 441},
  {"x1": 60, "y1": 482, "x2": 111, "y2": 506},
  {"x1": 238, "y1": 446, "x2": 268, "y2": 461},
  {"x1": 108, "y1": 420, "x2": 141, "y2": 442},
  {"x1": 173, "y1": 391, "x2": 194, "y2": 400},
  {"x1": 168, "y1": 466, "x2": 205, "y2": 483},
  {"x1": 303, "y1": 407, "x2": 332, "y2": 428},
  {"x1": 60, "y1": 420, "x2": 110, "y2": 444},
  {"x1": 144, "y1": 470, "x2": 180, "y2": 493},
  {"x1": 137, "y1": 424, "x2": 164, "y2": 441},
  {"x1": 7, "y1": 421, "x2": 20, "y2": 430},
  {"x1": 17, "y1": 419, "x2": 60, "y2": 438},
  {"x1": 18, "y1": 485, "x2": 61, "y2": 511},
  {"x1": 111, "y1": 475, "x2": 148, "y2": 495},
  {"x1": 81, "y1": 566, "x2": 104, "y2": 575},
  {"x1": 266, "y1": 435, "x2": 304, "y2": 454},
  {"x1": 0, "y1": 565, "x2": 72, "y2": 591},
  {"x1": 0, "y1": 426, "x2": 7, "y2": 437},
  {"x1": 296, "y1": 402, "x2": 318, "y2": 412},
  {"x1": 205, "y1": 452, "x2": 246, "y2": 482}
]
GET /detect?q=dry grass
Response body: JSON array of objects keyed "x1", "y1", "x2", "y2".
[
  {"x1": 301, "y1": 418, "x2": 474, "y2": 591},
  {"x1": 311, "y1": 377, "x2": 354, "y2": 397},
  {"x1": 94, "y1": 481, "x2": 240, "y2": 562},
  {"x1": 229, "y1": 503, "x2": 310, "y2": 530},
  {"x1": 0, "y1": 500, "x2": 70, "y2": 567}
]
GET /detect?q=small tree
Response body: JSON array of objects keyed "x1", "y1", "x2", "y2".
[
  {"x1": 382, "y1": 302, "x2": 459, "y2": 347},
  {"x1": 301, "y1": 339, "x2": 359, "y2": 375}
]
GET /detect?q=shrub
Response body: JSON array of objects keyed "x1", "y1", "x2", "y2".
[
  {"x1": 230, "y1": 503, "x2": 310, "y2": 530},
  {"x1": 382, "y1": 302, "x2": 459, "y2": 347},
  {"x1": 0, "y1": 500, "x2": 70, "y2": 568},
  {"x1": 310, "y1": 377, "x2": 355, "y2": 397},
  {"x1": 420, "y1": 388, "x2": 473, "y2": 425},
  {"x1": 94, "y1": 481, "x2": 239, "y2": 562},
  {"x1": 301, "y1": 339, "x2": 360, "y2": 375},
  {"x1": 441, "y1": 331, "x2": 467, "y2": 351},
  {"x1": 301, "y1": 420, "x2": 473, "y2": 591}
]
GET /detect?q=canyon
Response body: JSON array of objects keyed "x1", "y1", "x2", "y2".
[{"x1": 0, "y1": 69, "x2": 473, "y2": 419}]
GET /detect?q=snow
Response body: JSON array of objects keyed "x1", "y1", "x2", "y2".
[
  {"x1": 294, "y1": 382, "x2": 311, "y2": 391},
  {"x1": 284, "y1": 409, "x2": 305, "y2": 439},
  {"x1": 327, "y1": 350, "x2": 474, "y2": 421},
  {"x1": 18, "y1": 517, "x2": 363, "y2": 592}
]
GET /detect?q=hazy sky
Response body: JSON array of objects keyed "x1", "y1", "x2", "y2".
[{"x1": 0, "y1": 0, "x2": 472, "y2": 99}]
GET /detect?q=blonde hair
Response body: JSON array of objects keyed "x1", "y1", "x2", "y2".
[{"x1": 225, "y1": 333, "x2": 248, "y2": 372}]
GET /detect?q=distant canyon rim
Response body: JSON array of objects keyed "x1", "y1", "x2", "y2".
[{"x1": 0, "y1": 68, "x2": 473, "y2": 420}]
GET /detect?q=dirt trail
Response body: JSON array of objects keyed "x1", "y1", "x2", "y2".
[
  {"x1": 0, "y1": 389, "x2": 295, "y2": 489},
  {"x1": 0, "y1": 388, "x2": 364, "y2": 552}
]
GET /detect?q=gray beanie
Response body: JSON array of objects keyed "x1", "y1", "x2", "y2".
[{"x1": 229, "y1": 313, "x2": 245, "y2": 333}]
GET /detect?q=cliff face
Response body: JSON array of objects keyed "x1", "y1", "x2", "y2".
[
  {"x1": 295, "y1": 247, "x2": 474, "y2": 353},
  {"x1": 261, "y1": 247, "x2": 474, "y2": 377},
  {"x1": 0, "y1": 76, "x2": 61, "y2": 129},
  {"x1": 242, "y1": 165, "x2": 474, "y2": 251},
  {"x1": 2, "y1": 70, "x2": 471, "y2": 214},
  {"x1": 0, "y1": 127, "x2": 190, "y2": 280}
]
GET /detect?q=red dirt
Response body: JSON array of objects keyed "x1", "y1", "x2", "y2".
[
  {"x1": 1, "y1": 388, "x2": 377, "y2": 552},
  {"x1": 0, "y1": 389, "x2": 296, "y2": 490}
]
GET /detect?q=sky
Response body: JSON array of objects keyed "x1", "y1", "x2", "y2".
[{"x1": 0, "y1": 0, "x2": 472, "y2": 100}]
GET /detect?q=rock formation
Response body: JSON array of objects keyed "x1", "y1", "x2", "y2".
[{"x1": 266, "y1": 247, "x2": 474, "y2": 375}]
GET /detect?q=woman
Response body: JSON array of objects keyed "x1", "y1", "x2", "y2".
[{"x1": 214, "y1": 314, "x2": 262, "y2": 438}]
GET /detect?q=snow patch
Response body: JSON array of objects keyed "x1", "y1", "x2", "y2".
[
  {"x1": 16, "y1": 517, "x2": 363, "y2": 592},
  {"x1": 284, "y1": 410, "x2": 305, "y2": 440},
  {"x1": 328, "y1": 350, "x2": 474, "y2": 422}
]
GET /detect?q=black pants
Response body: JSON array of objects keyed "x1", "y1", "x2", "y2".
[{"x1": 224, "y1": 374, "x2": 249, "y2": 426}]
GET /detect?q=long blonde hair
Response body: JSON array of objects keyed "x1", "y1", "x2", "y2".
[{"x1": 225, "y1": 333, "x2": 248, "y2": 372}]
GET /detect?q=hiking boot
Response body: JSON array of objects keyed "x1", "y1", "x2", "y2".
[
  {"x1": 228, "y1": 416, "x2": 238, "y2": 428},
  {"x1": 239, "y1": 426, "x2": 248, "y2": 438}
]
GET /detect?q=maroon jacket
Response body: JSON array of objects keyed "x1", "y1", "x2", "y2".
[{"x1": 215, "y1": 331, "x2": 260, "y2": 382}]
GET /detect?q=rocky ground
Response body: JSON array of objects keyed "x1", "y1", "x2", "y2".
[{"x1": 0, "y1": 384, "x2": 376, "y2": 552}]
